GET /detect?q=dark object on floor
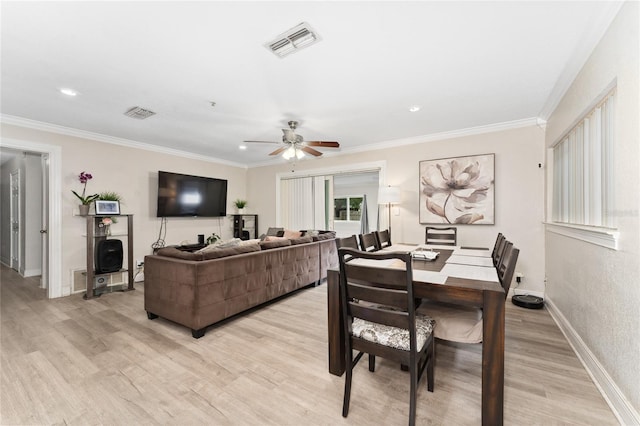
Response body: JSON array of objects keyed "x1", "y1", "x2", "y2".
[{"x1": 512, "y1": 294, "x2": 544, "y2": 309}]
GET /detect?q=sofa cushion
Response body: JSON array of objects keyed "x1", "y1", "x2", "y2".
[
  {"x1": 289, "y1": 236, "x2": 313, "y2": 245},
  {"x1": 201, "y1": 244, "x2": 261, "y2": 260},
  {"x1": 238, "y1": 238, "x2": 261, "y2": 246},
  {"x1": 156, "y1": 247, "x2": 204, "y2": 261},
  {"x1": 313, "y1": 232, "x2": 336, "y2": 241},
  {"x1": 260, "y1": 238, "x2": 292, "y2": 250}
]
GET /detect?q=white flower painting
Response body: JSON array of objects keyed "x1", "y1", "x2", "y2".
[{"x1": 419, "y1": 154, "x2": 495, "y2": 225}]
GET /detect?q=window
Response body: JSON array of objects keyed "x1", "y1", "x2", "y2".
[
  {"x1": 552, "y1": 88, "x2": 615, "y2": 228},
  {"x1": 334, "y1": 196, "x2": 363, "y2": 221}
]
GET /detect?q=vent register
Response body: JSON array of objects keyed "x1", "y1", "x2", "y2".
[
  {"x1": 266, "y1": 22, "x2": 320, "y2": 58},
  {"x1": 124, "y1": 106, "x2": 156, "y2": 119}
]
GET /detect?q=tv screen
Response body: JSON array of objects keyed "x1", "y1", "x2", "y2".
[{"x1": 157, "y1": 171, "x2": 228, "y2": 217}]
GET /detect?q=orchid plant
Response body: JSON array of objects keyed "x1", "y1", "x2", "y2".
[{"x1": 72, "y1": 171, "x2": 99, "y2": 205}]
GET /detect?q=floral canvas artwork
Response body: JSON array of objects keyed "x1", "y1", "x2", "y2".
[{"x1": 419, "y1": 154, "x2": 495, "y2": 225}]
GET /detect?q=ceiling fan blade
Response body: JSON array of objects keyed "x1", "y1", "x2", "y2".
[
  {"x1": 268, "y1": 146, "x2": 288, "y2": 156},
  {"x1": 244, "y1": 140, "x2": 280, "y2": 144},
  {"x1": 300, "y1": 146, "x2": 323, "y2": 157},
  {"x1": 306, "y1": 141, "x2": 340, "y2": 148}
]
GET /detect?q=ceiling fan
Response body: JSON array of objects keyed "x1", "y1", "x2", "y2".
[{"x1": 244, "y1": 120, "x2": 340, "y2": 159}]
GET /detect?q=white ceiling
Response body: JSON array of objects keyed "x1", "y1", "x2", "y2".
[{"x1": 0, "y1": 1, "x2": 623, "y2": 166}]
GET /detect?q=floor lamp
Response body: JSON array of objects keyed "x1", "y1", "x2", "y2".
[{"x1": 378, "y1": 186, "x2": 400, "y2": 241}]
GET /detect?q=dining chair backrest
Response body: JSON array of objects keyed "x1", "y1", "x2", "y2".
[
  {"x1": 336, "y1": 235, "x2": 360, "y2": 250},
  {"x1": 375, "y1": 229, "x2": 391, "y2": 249},
  {"x1": 491, "y1": 233, "x2": 504, "y2": 261},
  {"x1": 358, "y1": 232, "x2": 379, "y2": 252},
  {"x1": 425, "y1": 227, "x2": 457, "y2": 246},
  {"x1": 497, "y1": 243, "x2": 519, "y2": 297},
  {"x1": 493, "y1": 237, "x2": 508, "y2": 267}
]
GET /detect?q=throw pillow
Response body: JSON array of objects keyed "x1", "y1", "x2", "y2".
[
  {"x1": 283, "y1": 229, "x2": 303, "y2": 239},
  {"x1": 266, "y1": 227, "x2": 284, "y2": 236}
]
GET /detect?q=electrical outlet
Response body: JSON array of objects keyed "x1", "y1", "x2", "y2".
[{"x1": 136, "y1": 260, "x2": 144, "y2": 268}]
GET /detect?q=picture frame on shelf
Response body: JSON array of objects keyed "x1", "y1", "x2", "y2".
[{"x1": 95, "y1": 200, "x2": 120, "y2": 215}]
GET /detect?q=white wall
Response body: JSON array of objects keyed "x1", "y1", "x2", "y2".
[
  {"x1": 249, "y1": 124, "x2": 546, "y2": 294},
  {"x1": 544, "y1": 2, "x2": 639, "y2": 418},
  {"x1": 1, "y1": 123, "x2": 248, "y2": 296}
]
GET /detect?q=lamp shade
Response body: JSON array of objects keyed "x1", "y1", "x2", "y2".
[{"x1": 378, "y1": 186, "x2": 400, "y2": 204}]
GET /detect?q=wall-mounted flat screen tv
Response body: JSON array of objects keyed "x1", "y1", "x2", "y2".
[{"x1": 157, "y1": 171, "x2": 228, "y2": 217}]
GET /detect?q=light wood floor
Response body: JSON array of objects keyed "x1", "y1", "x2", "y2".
[{"x1": 1, "y1": 265, "x2": 617, "y2": 425}]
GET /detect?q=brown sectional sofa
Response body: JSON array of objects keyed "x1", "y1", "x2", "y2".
[{"x1": 144, "y1": 234, "x2": 337, "y2": 338}]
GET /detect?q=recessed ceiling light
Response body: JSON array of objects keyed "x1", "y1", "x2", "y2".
[
  {"x1": 239, "y1": 145, "x2": 247, "y2": 150},
  {"x1": 409, "y1": 105, "x2": 421, "y2": 112},
  {"x1": 60, "y1": 88, "x2": 78, "y2": 97}
]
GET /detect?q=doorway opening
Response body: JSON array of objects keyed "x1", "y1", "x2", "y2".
[{"x1": 1, "y1": 138, "x2": 62, "y2": 298}]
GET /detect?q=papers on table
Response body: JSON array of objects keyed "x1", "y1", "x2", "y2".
[
  {"x1": 411, "y1": 250, "x2": 439, "y2": 261},
  {"x1": 452, "y1": 248, "x2": 492, "y2": 258},
  {"x1": 446, "y1": 254, "x2": 494, "y2": 268},
  {"x1": 440, "y1": 263, "x2": 499, "y2": 282}
]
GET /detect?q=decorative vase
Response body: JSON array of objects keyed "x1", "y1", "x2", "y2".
[
  {"x1": 79, "y1": 204, "x2": 90, "y2": 216},
  {"x1": 238, "y1": 208, "x2": 245, "y2": 214},
  {"x1": 105, "y1": 225, "x2": 111, "y2": 236}
]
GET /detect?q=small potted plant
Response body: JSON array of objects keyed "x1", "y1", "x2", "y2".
[
  {"x1": 233, "y1": 199, "x2": 247, "y2": 214},
  {"x1": 72, "y1": 171, "x2": 99, "y2": 216}
]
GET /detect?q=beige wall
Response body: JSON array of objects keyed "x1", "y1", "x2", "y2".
[
  {"x1": 1, "y1": 123, "x2": 248, "y2": 296},
  {"x1": 544, "y1": 2, "x2": 639, "y2": 414},
  {"x1": 248, "y1": 124, "x2": 546, "y2": 295}
]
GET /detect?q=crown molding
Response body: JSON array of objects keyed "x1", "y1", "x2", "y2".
[
  {"x1": 0, "y1": 114, "x2": 247, "y2": 169},
  {"x1": 3, "y1": 114, "x2": 544, "y2": 170},
  {"x1": 538, "y1": 2, "x2": 624, "y2": 120}
]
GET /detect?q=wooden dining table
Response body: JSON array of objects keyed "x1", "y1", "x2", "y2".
[{"x1": 327, "y1": 247, "x2": 505, "y2": 426}]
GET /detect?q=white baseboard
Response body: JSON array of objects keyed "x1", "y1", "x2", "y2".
[
  {"x1": 546, "y1": 297, "x2": 640, "y2": 425},
  {"x1": 22, "y1": 268, "x2": 42, "y2": 278}
]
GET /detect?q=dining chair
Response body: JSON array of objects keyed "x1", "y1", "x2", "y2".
[
  {"x1": 493, "y1": 236, "x2": 508, "y2": 267},
  {"x1": 491, "y1": 233, "x2": 504, "y2": 261},
  {"x1": 424, "y1": 227, "x2": 457, "y2": 246},
  {"x1": 418, "y1": 243, "x2": 519, "y2": 344},
  {"x1": 338, "y1": 247, "x2": 436, "y2": 425},
  {"x1": 497, "y1": 243, "x2": 520, "y2": 296},
  {"x1": 358, "y1": 232, "x2": 379, "y2": 252},
  {"x1": 336, "y1": 235, "x2": 360, "y2": 250},
  {"x1": 375, "y1": 229, "x2": 392, "y2": 250}
]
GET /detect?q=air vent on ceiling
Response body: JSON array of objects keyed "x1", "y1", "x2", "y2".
[
  {"x1": 266, "y1": 22, "x2": 321, "y2": 58},
  {"x1": 124, "y1": 106, "x2": 156, "y2": 120}
]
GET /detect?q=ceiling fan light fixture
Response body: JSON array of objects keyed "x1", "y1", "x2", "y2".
[
  {"x1": 282, "y1": 146, "x2": 297, "y2": 160},
  {"x1": 266, "y1": 22, "x2": 320, "y2": 58},
  {"x1": 295, "y1": 148, "x2": 305, "y2": 159}
]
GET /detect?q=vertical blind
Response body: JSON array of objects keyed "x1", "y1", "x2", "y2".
[
  {"x1": 552, "y1": 89, "x2": 615, "y2": 228},
  {"x1": 280, "y1": 176, "x2": 327, "y2": 230}
]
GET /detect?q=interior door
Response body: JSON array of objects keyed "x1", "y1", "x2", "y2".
[
  {"x1": 10, "y1": 169, "x2": 20, "y2": 272},
  {"x1": 40, "y1": 154, "x2": 49, "y2": 289}
]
